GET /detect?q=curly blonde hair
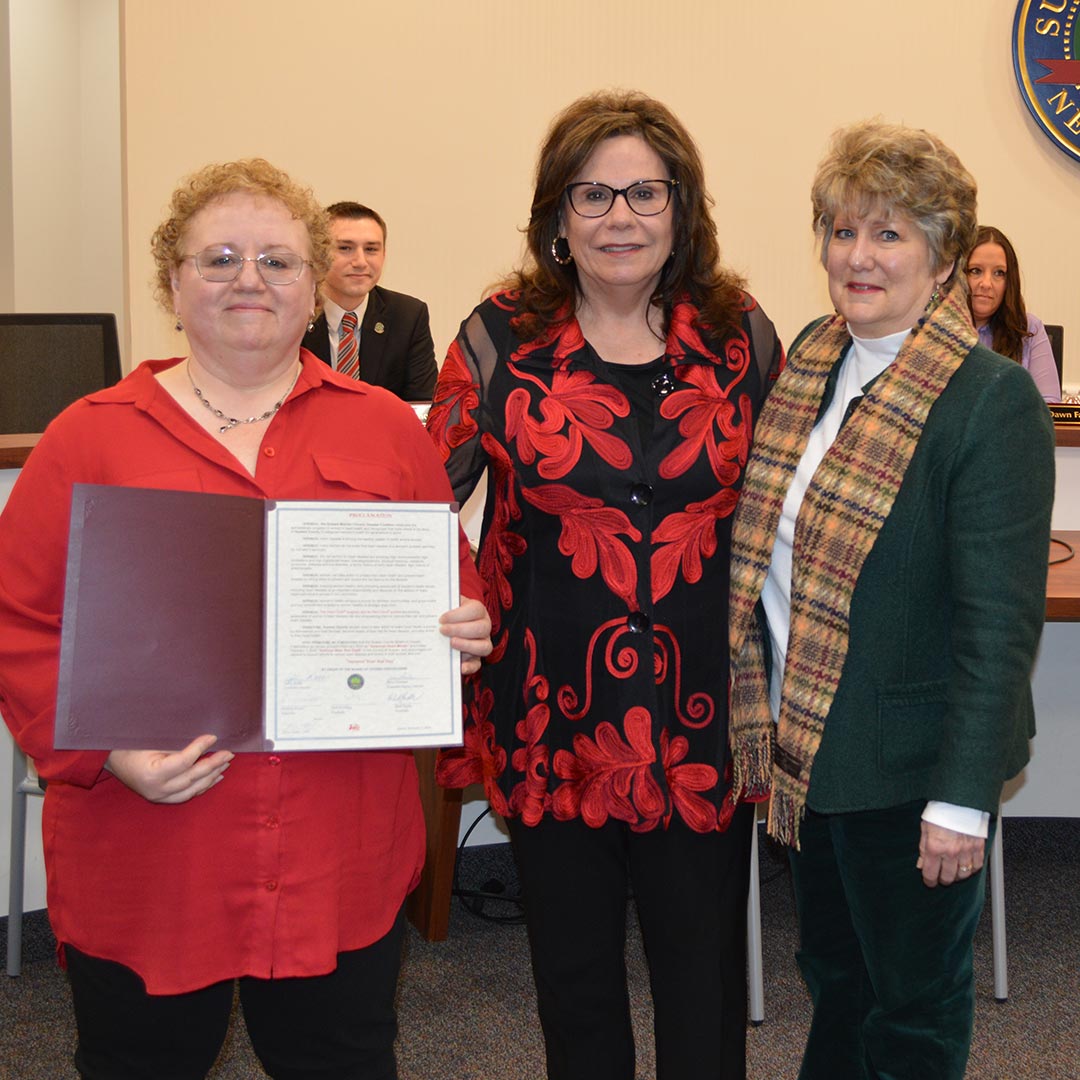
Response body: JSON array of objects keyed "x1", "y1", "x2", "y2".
[
  {"x1": 811, "y1": 120, "x2": 978, "y2": 281},
  {"x1": 150, "y1": 158, "x2": 332, "y2": 311}
]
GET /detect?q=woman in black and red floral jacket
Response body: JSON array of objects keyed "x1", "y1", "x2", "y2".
[{"x1": 427, "y1": 90, "x2": 782, "y2": 1080}]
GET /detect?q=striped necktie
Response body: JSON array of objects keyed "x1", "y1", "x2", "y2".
[{"x1": 338, "y1": 311, "x2": 360, "y2": 379}]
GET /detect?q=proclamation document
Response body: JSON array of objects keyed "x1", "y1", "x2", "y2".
[
  {"x1": 55, "y1": 485, "x2": 462, "y2": 752},
  {"x1": 264, "y1": 502, "x2": 461, "y2": 750}
]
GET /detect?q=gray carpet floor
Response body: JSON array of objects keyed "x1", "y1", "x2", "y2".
[{"x1": 1, "y1": 817, "x2": 1077, "y2": 1079}]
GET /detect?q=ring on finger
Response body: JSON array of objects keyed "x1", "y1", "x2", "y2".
[{"x1": 958, "y1": 865, "x2": 972, "y2": 874}]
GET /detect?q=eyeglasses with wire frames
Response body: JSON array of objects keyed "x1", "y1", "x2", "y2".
[
  {"x1": 564, "y1": 179, "x2": 679, "y2": 219},
  {"x1": 184, "y1": 246, "x2": 312, "y2": 285}
]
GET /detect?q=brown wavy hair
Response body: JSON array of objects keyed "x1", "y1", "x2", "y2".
[
  {"x1": 965, "y1": 225, "x2": 1030, "y2": 364},
  {"x1": 505, "y1": 90, "x2": 746, "y2": 343},
  {"x1": 150, "y1": 158, "x2": 332, "y2": 313}
]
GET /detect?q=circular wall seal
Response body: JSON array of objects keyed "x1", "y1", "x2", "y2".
[{"x1": 1013, "y1": 0, "x2": 1080, "y2": 163}]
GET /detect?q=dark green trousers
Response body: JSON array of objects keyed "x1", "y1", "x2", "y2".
[{"x1": 789, "y1": 800, "x2": 991, "y2": 1080}]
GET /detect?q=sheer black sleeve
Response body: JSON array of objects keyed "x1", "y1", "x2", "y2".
[{"x1": 427, "y1": 302, "x2": 508, "y2": 506}]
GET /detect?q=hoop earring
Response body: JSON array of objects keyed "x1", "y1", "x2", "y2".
[{"x1": 551, "y1": 236, "x2": 573, "y2": 266}]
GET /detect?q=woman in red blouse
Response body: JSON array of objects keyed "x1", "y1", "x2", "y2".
[
  {"x1": 428, "y1": 91, "x2": 782, "y2": 1080},
  {"x1": 0, "y1": 159, "x2": 490, "y2": 1079}
]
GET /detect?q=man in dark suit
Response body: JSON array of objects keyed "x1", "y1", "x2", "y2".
[{"x1": 302, "y1": 202, "x2": 437, "y2": 401}]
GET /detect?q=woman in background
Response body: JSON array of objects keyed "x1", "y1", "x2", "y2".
[
  {"x1": 730, "y1": 122, "x2": 1054, "y2": 1080},
  {"x1": 428, "y1": 91, "x2": 782, "y2": 1080},
  {"x1": 966, "y1": 224, "x2": 1060, "y2": 401},
  {"x1": 0, "y1": 158, "x2": 489, "y2": 1080}
]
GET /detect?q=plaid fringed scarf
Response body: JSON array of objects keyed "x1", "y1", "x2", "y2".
[{"x1": 728, "y1": 283, "x2": 977, "y2": 847}]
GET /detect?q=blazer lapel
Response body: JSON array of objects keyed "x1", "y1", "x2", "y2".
[
  {"x1": 302, "y1": 313, "x2": 332, "y2": 365},
  {"x1": 359, "y1": 287, "x2": 388, "y2": 383}
]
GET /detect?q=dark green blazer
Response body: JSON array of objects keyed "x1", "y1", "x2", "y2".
[{"x1": 796, "y1": 340, "x2": 1055, "y2": 816}]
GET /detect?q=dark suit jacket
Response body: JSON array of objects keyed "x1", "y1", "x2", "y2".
[{"x1": 302, "y1": 285, "x2": 437, "y2": 401}]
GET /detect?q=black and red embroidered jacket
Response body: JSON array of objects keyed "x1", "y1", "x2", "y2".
[{"x1": 428, "y1": 290, "x2": 782, "y2": 832}]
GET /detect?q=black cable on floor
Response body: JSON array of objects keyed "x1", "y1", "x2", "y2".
[{"x1": 451, "y1": 807, "x2": 526, "y2": 924}]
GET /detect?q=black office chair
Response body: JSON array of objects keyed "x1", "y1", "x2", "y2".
[
  {"x1": 1045, "y1": 323, "x2": 1064, "y2": 388},
  {"x1": 0, "y1": 313, "x2": 121, "y2": 434}
]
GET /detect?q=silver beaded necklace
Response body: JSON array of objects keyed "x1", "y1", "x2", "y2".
[{"x1": 186, "y1": 359, "x2": 301, "y2": 434}]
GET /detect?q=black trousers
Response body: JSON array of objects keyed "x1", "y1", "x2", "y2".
[
  {"x1": 65, "y1": 909, "x2": 406, "y2": 1080},
  {"x1": 508, "y1": 803, "x2": 755, "y2": 1080}
]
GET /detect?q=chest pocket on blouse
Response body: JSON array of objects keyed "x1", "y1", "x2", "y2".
[{"x1": 312, "y1": 454, "x2": 403, "y2": 500}]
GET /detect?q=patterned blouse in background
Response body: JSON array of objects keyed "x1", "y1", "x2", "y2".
[{"x1": 429, "y1": 291, "x2": 782, "y2": 833}]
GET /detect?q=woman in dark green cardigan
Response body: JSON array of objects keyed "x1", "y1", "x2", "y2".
[{"x1": 729, "y1": 121, "x2": 1055, "y2": 1080}]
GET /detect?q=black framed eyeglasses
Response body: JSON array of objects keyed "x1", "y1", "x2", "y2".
[
  {"x1": 564, "y1": 179, "x2": 678, "y2": 218},
  {"x1": 185, "y1": 246, "x2": 312, "y2": 285}
]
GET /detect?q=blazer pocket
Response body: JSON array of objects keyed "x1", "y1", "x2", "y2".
[
  {"x1": 312, "y1": 454, "x2": 402, "y2": 500},
  {"x1": 877, "y1": 680, "x2": 948, "y2": 775}
]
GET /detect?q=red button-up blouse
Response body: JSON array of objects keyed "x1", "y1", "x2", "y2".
[{"x1": 0, "y1": 352, "x2": 481, "y2": 994}]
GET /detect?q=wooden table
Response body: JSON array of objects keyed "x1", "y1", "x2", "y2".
[
  {"x1": 1048, "y1": 531, "x2": 1080, "y2": 621},
  {"x1": 0, "y1": 434, "x2": 40, "y2": 469},
  {"x1": 405, "y1": 750, "x2": 463, "y2": 939}
]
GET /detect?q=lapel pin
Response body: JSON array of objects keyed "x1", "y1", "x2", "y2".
[{"x1": 374, "y1": 322, "x2": 385, "y2": 334}]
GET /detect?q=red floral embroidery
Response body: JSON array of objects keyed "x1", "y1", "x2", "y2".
[
  {"x1": 551, "y1": 707, "x2": 665, "y2": 828},
  {"x1": 658, "y1": 367, "x2": 751, "y2": 486},
  {"x1": 666, "y1": 297, "x2": 715, "y2": 362},
  {"x1": 557, "y1": 620, "x2": 640, "y2": 721},
  {"x1": 510, "y1": 630, "x2": 552, "y2": 825},
  {"x1": 505, "y1": 368, "x2": 632, "y2": 480},
  {"x1": 661, "y1": 729, "x2": 719, "y2": 832},
  {"x1": 716, "y1": 759, "x2": 759, "y2": 832},
  {"x1": 520, "y1": 484, "x2": 640, "y2": 608},
  {"x1": 723, "y1": 328, "x2": 751, "y2": 373},
  {"x1": 653, "y1": 624, "x2": 716, "y2": 730},
  {"x1": 509, "y1": 306, "x2": 581, "y2": 365},
  {"x1": 477, "y1": 435, "x2": 526, "y2": 637},
  {"x1": 436, "y1": 683, "x2": 509, "y2": 816},
  {"x1": 430, "y1": 294, "x2": 779, "y2": 835},
  {"x1": 510, "y1": 701, "x2": 551, "y2": 826},
  {"x1": 492, "y1": 289, "x2": 521, "y2": 313},
  {"x1": 426, "y1": 340, "x2": 478, "y2": 461},
  {"x1": 650, "y1": 488, "x2": 740, "y2": 602}
]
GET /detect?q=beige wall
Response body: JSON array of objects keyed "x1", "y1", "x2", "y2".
[
  {"x1": 0, "y1": 1, "x2": 12, "y2": 309},
  {"x1": 4, "y1": 0, "x2": 123, "y2": 321},
  {"x1": 121, "y1": 0, "x2": 1079, "y2": 386}
]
